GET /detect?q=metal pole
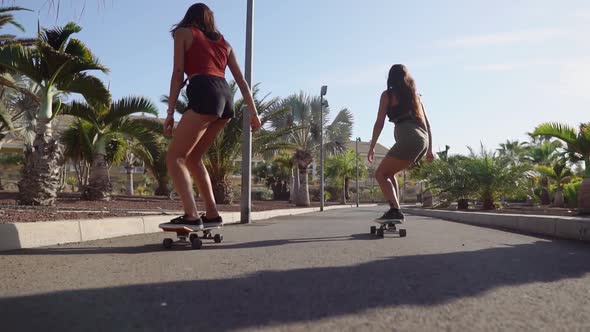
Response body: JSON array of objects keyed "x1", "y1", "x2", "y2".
[
  {"x1": 241, "y1": 0, "x2": 254, "y2": 224},
  {"x1": 319, "y1": 94, "x2": 324, "y2": 212},
  {"x1": 356, "y1": 137, "x2": 359, "y2": 208}
]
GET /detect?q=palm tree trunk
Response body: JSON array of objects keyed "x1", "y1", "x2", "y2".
[
  {"x1": 482, "y1": 191, "x2": 495, "y2": 210},
  {"x1": 295, "y1": 167, "x2": 310, "y2": 207},
  {"x1": 18, "y1": 120, "x2": 63, "y2": 206},
  {"x1": 83, "y1": 137, "x2": 111, "y2": 201},
  {"x1": 579, "y1": 158, "x2": 590, "y2": 214},
  {"x1": 125, "y1": 165, "x2": 134, "y2": 195},
  {"x1": 154, "y1": 177, "x2": 171, "y2": 196},
  {"x1": 553, "y1": 187, "x2": 565, "y2": 208},
  {"x1": 341, "y1": 176, "x2": 346, "y2": 204},
  {"x1": 83, "y1": 153, "x2": 111, "y2": 200},
  {"x1": 344, "y1": 178, "x2": 350, "y2": 200},
  {"x1": 292, "y1": 167, "x2": 299, "y2": 204},
  {"x1": 212, "y1": 175, "x2": 232, "y2": 204}
]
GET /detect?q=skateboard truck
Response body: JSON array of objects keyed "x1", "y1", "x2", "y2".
[
  {"x1": 160, "y1": 224, "x2": 223, "y2": 250},
  {"x1": 370, "y1": 220, "x2": 407, "y2": 238}
]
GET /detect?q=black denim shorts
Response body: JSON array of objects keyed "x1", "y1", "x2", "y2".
[{"x1": 186, "y1": 75, "x2": 234, "y2": 119}]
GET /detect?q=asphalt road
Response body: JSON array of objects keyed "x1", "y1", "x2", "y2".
[{"x1": 1, "y1": 206, "x2": 589, "y2": 331}]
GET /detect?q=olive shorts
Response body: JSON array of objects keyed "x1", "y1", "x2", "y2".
[{"x1": 386, "y1": 121, "x2": 429, "y2": 162}]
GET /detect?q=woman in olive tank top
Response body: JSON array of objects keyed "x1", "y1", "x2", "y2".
[{"x1": 368, "y1": 64, "x2": 434, "y2": 221}]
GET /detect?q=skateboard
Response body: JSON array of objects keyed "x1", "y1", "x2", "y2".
[
  {"x1": 370, "y1": 219, "x2": 407, "y2": 238},
  {"x1": 159, "y1": 223, "x2": 223, "y2": 249}
]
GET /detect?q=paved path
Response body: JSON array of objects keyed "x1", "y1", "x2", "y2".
[{"x1": 1, "y1": 207, "x2": 589, "y2": 331}]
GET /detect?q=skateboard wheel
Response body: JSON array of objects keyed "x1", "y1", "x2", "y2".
[
  {"x1": 377, "y1": 229, "x2": 385, "y2": 238},
  {"x1": 191, "y1": 237, "x2": 203, "y2": 250},
  {"x1": 370, "y1": 226, "x2": 377, "y2": 235},
  {"x1": 399, "y1": 229, "x2": 407, "y2": 237},
  {"x1": 214, "y1": 234, "x2": 223, "y2": 243},
  {"x1": 163, "y1": 238, "x2": 173, "y2": 249},
  {"x1": 189, "y1": 234, "x2": 198, "y2": 242}
]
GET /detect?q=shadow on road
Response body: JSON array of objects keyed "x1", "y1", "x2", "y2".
[
  {"x1": 0, "y1": 233, "x2": 377, "y2": 255},
  {"x1": 1, "y1": 240, "x2": 589, "y2": 331}
]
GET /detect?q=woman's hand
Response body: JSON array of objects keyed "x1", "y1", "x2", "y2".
[
  {"x1": 250, "y1": 112, "x2": 261, "y2": 132},
  {"x1": 426, "y1": 150, "x2": 434, "y2": 163},
  {"x1": 368, "y1": 148, "x2": 375, "y2": 163},
  {"x1": 164, "y1": 114, "x2": 174, "y2": 137}
]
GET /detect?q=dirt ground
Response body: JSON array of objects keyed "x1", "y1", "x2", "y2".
[{"x1": 0, "y1": 191, "x2": 342, "y2": 223}]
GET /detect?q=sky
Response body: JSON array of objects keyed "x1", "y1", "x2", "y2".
[{"x1": 5, "y1": 0, "x2": 590, "y2": 155}]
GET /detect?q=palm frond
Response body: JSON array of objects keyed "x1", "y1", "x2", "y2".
[
  {"x1": 0, "y1": 6, "x2": 32, "y2": 32},
  {"x1": 40, "y1": 22, "x2": 82, "y2": 51},
  {"x1": 59, "y1": 72, "x2": 110, "y2": 105},
  {"x1": 104, "y1": 133, "x2": 127, "y2": 166},
  {"x1": 161, "y1": 90, "x2": 188, "y2": 114},
  {"x1": 61, "y1": 120, "x2": 95, "y2": 163},
  {"x1": 60, "y1": 100, "x2": 98, "y2": 125},
  {"x1": 531, "y1": 122, "x2": 577, "y2": 145},
  {"x1": 111, "y1": 118, "x2": 159, "y2": 164},
  {"x1": 0, "y1": 103, "x2": 13, "y2": 132},
  {"x1": 0, "y1": 6, "x2": 33, "y2": 14},
  {"x1": 0, "y1": 44, "x2": 42, "y2": 83},
  {"x1": 105, "y1": 96, "x2": 158, "y2": 125}
]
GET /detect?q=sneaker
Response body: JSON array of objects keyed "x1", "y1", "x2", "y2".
[
  {"x1": 166, "y1": 215, "x2": 204, "y2": 229},
  {"x1": 377, "y1": 208, "x2": 405, "y2": 222},
  {"x1": 201, "y1": 214, "x2": 223, "y2": 227}
]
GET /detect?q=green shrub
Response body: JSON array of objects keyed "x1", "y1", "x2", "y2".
[
  {"x1": 564, "y1": 181, "x2": 581, "y2": 209},
  {"x1": 252, "y1": 188, "x2": 273, "y2": 201}
]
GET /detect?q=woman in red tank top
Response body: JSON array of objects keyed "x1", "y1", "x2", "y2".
[{"x1": 163, "y1": 3, "x2": 261, "y2": 229}]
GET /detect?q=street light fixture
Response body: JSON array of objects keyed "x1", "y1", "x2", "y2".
[{"x1": 320, "y1": 85, "x2": 327, "y2": 212}]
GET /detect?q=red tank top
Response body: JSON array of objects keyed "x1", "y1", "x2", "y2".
[{"x1": 184, "y1": 28, "x2": 230, "y2": 78}]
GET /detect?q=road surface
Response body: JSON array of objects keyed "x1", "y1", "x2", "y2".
[{"x1": 1, "y1": 206, "x2": 589, "y2": 331}]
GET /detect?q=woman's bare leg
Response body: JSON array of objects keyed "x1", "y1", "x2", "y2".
[
  {"x1": 375, "y1": 156, "x2": 411, "y2": 209},
  {"x1": 185, "y1": 119, "x2": 229, "y2": 218},
  {"x1": 166, "y1": 111, "x2": 217, "y2": 219}
]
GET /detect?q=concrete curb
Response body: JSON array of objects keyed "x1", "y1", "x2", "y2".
[
  {"x1": 0, "y1": 204, "x2": 376, "y2": 251},
  {"x1": 404, "y1": 208, "x2": 590, "y2": 242}
]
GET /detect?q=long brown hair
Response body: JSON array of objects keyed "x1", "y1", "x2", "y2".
[
  {"x1": 171, "y1": 3, "x2": 220, "y2": 40},
  {"x1": 387, "y1": 64, "x2": 425, "y2": 124}
]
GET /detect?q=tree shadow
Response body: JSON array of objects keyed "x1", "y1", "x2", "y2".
[
  {"x1": 0, "y1": 223, "x2": 21, "y2": 251},
  {"x1": 1, "y1": 240, "x2": 589, "y2": 331},
  {"x1": 0, "y1": 233, "x2": 377, "y2": 255}
]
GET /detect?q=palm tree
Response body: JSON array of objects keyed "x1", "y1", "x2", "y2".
[
  {"x1": 61, "y1": 97, "x2": 158, "y2": 200},
  {"x1": 253, "y1": 153, "x2": 293, "y2": 201},
  {"x1": 497, "y1": 139, "x2": 528, "y2": 165},
  {"x1": 129, "y1": 118, "x2": 171, "y2": 197},
  {"x1": 522, "y1": 138, "x2": 563, "y2": 204},
  {"x1": 531, "y1": 122, "x2": 590, "y2": 213},
  {"x1": 536, "y1": 161, "x2": 573, "y2": 208},
  {"x1": 325, "y1": 150, "x2": 367, "y2": 204},
  {"x1": 269, "y1": 92, "x2": 353, "y2": 206},
  {"x1": 420, "y1": 155, "x2": 473, "y2": 209},
  {"x1": 467, "y1": 145, "x2": 531, "y2": 210},
  {"x1": 0, "y1": 22, "x2": 110, "y2": 205},
  {"x1": 61, "y1": 119, "x2": 92, "y2": 190}
]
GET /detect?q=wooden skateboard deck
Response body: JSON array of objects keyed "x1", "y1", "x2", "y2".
[
  {"x1": 374, "y1": 218, "x2": 404, "y2": 225},
  {"x1": 159, "y1": 223, "x2": 220, "y2": 233},
  {"x1": 159, "y1": 223, "x2": 223, "y2": 250}
]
